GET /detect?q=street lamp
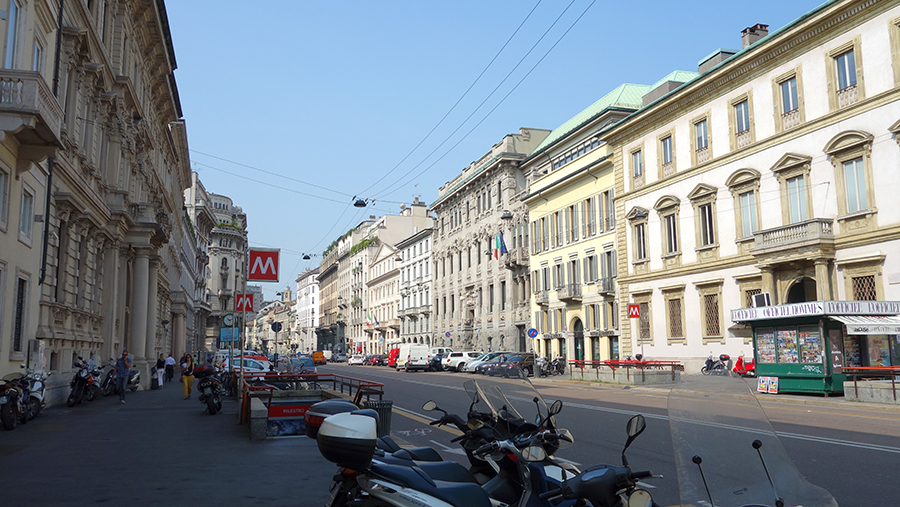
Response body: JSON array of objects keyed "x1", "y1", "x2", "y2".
[{"x1": 500, "y1": 210, "x2": 513, "y2": 220}]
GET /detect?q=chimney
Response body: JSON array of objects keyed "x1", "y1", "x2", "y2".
[{"x1": 742, "y1": 23, "x2": 769, "y2": 48}]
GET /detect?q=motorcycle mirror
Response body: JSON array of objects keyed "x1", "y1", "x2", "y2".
[
  {"x1": 628, "y1": 489, "x2": 653, "y2": 507},
  {"x1": 622, "y1": 414, "x2": 647, "y2": 466},
  {"x1": 422, "y1": 400, "x2": 437, "y2": 411},
  {"x1": 467, "y1": 418, "x2": 484, "y2": 430},
  {"x1": 522, "y1": 445, "x2": 547, "y2": 462},
  {"x1": 556, "y1": 428, "x2": 574, "y2": 449},
  {"x1": 549, "y1": 400, "x2": 563, "y2": 415},
  {"x1": 77, "y1": 356, "x2": 83, "y2": 360},
  {"x1": 20, "y1": 363, "x2": 25, "y2": 369}
]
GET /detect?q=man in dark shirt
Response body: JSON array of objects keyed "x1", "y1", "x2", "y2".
[{"x1": 114, "y1": 350, "x2": 132, "y2": 404}]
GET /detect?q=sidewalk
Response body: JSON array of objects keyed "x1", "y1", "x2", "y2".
[{"x1": 0, "y1": 377, "x2": 334, "y2": 507}]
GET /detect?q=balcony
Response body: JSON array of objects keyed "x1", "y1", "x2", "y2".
[
  {"x1": 782, "y1": 108, "x2": 800, "y2": 130},
  {"x1": 557, "y1": 283, "x2": 582, "y2": 302},
  {"x1": 387, "y1": 318, "x2": 401, "y2": 330},
  {"x1": 504, "y1": 247, "x2": 529, "y2": 269},
  {"x1": 750, "y1": 218, "x2": 834, "y2": 261},
  {"x1": 536, "y1": 291, "x2": 549, "y2": 306},
  {"x1": 597, "y1": 277, "x2": 615, "y2": 295},
  {"x1": 837, "y1": 84, "x2": 858, "y2": 109},
  {"x1": 0, "y1": 70, "x2": 64, "y2": 160}
]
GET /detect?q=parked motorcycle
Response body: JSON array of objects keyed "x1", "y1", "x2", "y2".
[
  {"x1": 100, "y1": 359, "x2": 116, "y2": 397},
  {"x1": 731, "y1": 353, "x2": 756, "y2": 378},
  {"x1": 67, "y1": 357, "x2": 91, "y2": 407},
  {"x1": 701, "y1": 353, "x2": 730, "y2": 375},
  {"x1": 194, "y1": 365, "x2": 223, "y2": 415},
  {"x1": 0, "y1": 369, "x2": 28, "y2": 430},
  {"x1": 21, "y1": 367, "x2": 50, "y2": 420},
  {"x1": 84, "y1": 363, "x2": 104, "y2": 402},
  {"x1": 551, "y1": 355, "x2": 567, "y2": 376},
  {"x1": 669, "y1": 375, "x2": 838, "y2": 507},
  {"x1": 536, "y1": 356, "x2": 551, "y2": 377}
]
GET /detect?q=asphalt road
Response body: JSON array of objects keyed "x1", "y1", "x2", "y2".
[{"x1": 326, "y1": 362, "x2": 900, "y2": 507}]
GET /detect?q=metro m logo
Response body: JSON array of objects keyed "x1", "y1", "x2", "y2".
[{"x1": 248, "y1": 249, "x2": 280, "y2": 282}]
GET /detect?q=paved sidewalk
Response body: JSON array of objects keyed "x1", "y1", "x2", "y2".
[{"x1": 0, "y1": 378, "x2": 334, "y2": 507}]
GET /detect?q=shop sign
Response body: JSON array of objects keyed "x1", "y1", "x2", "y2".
[
  {"x1": 845, "y1": 324, "x2": 900, "y2": 335},
  {"x1": 732, "y1": 300, "x2": 900, "y2": 323},
  {"x1": 829, "y1": 330, "x2": 843, "y2": 374}
]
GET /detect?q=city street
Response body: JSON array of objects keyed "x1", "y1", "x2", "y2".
[{"x1": 323, "y1": 363, "x2": 900, "y2": 506}]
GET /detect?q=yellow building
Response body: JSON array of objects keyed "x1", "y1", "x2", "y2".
[{"x1": 522, "y1": 85, "x2": 652, "y2": 363}]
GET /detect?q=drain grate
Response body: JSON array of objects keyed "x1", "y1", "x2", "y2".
[{"x1": 0, "y1": 444, "x2": 28, "y2": 456}]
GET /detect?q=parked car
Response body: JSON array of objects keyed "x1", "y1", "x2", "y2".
[
  {"x1": 429, "y1": 354, "x2": 445, "y2": 372},
  {"x1": 442, "y1": 351, "x2": 482, "y2": 372},
  {"x1": 491, "y1": 353, "x2": 536, "y2": 377},
  {"x1": 285, "y1": 357, "x2": 317, "y2": 374},
  {"x1": 474, "y1": 356, "x2": 507, "y2": 375},
  {"x1": 348, "y1": 355, "x2": 366, "y2": 366},
  {"x1": 332, "y1": 353, "x2": 348, "y2": 363},
  {"x1": 227, "y1": 358, "x2": 270, "y2": 378},
  {"x1": 387, "y1": 348, "x2": 400, "y2": 368},
  {"x1": 462, "y1": 351, "x2": 509, "y2": 373}
]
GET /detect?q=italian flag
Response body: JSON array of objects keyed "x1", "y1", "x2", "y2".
[
  {"x1": 493, "y1": 233, "x2": 508, "y2": 259},
  {"x1": 365, "y1": 313, "x2": 372, "y2": 327}
]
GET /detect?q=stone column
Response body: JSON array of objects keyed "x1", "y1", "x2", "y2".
[
  {"x1": 761, "y1": 266, "x2": 776, "y2": 304},
  {"x1": 129, "y1": 250, "x2": 150, "y2": 365},
  {"x1": 99, "y1": 242, "x2": 121, "y2": 361},
  {"x1": 144, "y1": 256, "x2": 159, "y2": 363},
  {"x1": 173, "y1": 310, "x2": 186, "y2": 362},
  {"x1": 815, "y1": 260, "x2": 832, "y2": 301}
]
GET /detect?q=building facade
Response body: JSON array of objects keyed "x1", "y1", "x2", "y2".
[
  {"x1": 205, "y1": 193, "x2": 248, "y2": 356},
  {"x1": 432, "y1": 128, "x2": 550, "y2": 353},
  {"x1": 294, "y1": 268, "x2": 319, "y2": 354},
  {"x1": 397, "y1": 228, "x2": 433, "y2": 349},
  {"x1": 604, "y1": 0, "x2": 900, "y2": 370},
  {"x1": 0, "y1": 0, "x2": 193, "y2": 398},
  {"x1": 364, "y1": 244, "x2": 401, "y2": 354},
  {"x1": 183, "y1": 172, "x2": 215, "y2": 359},
  {"x1": 521, "y1": 85, "x2": 662, "y2": 362}
]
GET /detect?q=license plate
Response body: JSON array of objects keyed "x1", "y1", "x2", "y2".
[{"x1": 326, "y1": 481, "x2": 341, "y2": 506}]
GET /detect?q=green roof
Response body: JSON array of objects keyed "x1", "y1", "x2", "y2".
[
  {"x1": 649, "y1": 70, "x2": 700, "y2": 90},
  {"x1": 528, "y1": 83, "x2": 652, "y2": 158}
]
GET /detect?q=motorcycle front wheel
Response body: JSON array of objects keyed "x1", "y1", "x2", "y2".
[
  {"x1": 66, "y1": 388, "x2": 83, "y2": 407},
  {"x1": 701, "y1": 366, "x2": 710, "y2": 375},
  {"x1": 206, "y1": 395, "x2": 218, "y2": 415},
  {"x1": 1, "y1": 403, "x2": 17, "y2": 430},
  {"x1": 26, "y1": 398, "x2": 41, "y2": 420},
  {"x1": 102, "y1": 383, "x2": 113, "y2": 397},
  {"x1": 85, "y1": 386, "x2": 96, "y2": 402}
]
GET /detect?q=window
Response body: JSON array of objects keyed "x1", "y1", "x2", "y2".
[
  {"x1": 0, "y1": 167, "x2": 8, "y2": 229},
  {"x1": 852, "y1": 275, "x2": 876, "y2": 301},
  {"x1": 631, "y1": 147, "x2": 644, "y2": 189},
  {"x1": 781, "y1": 78, "x2": 798, "y2": 113},
  {"x1": 32, "y1": 41, "x2": 43, "y2": 73},
  {"x1": 664, "y1": 291, "x2": 684, "y2": 340},
  {"x1": 13, "y1": 276, "x2": 27, "y2": 353},
  {"x1": 698, "y1": 204, "x2": 714, "y2": 246},
  {"x1": 634, "y1": 223, "x2": 647, "y2": 261},
  {"x1": 827, "y1": 38, "x2": 864, "y2": 110},
  {"x1": 691, "y1": 112, "x2": 712, "y2": 165},
  {"x1": 739, "y1": 191, "x2": 758, "y2": 236},
  {"x1": 842, "y1": 157, "x2": 867, "y2": 213},
  {"x1": 734, "y1": 101, "x2": 750, "y2": 133},
  {"x1": 4, "y1": 1, "x2": 18, "y2": 69},
  {"x1": 500, "y1": 281, "x2": 506, "y2": 311},
  {"x1": 659, "y1": 133, "x2": 675, "y2": 178},
  {"x1": 663, "y1": 214, "x2": 678, "y2": 254},
  {"x1": 774, "y1": 68, "x2": 805, "y2": 132},
  {"x1": 661, "y1": 136, "x2": 673, "y2": 165},
  {"x1": 19, "y1": 188, "x2": 34, "y2": 242},
  {"x1": 787, "y1": 176, "x2": 807, "y2": 223},
  {"x1": 695, "y1": 120, "x2": 708, "y2": 149},
  {"x1": 655, "y1": 196, "x2": 680, "y2": 259},
  {"x1": 633, "y1": 295, "x2": 651, "y2": 343},
  {"x1": 697, "y1": 283, "x2": 724, "y2": 342}
]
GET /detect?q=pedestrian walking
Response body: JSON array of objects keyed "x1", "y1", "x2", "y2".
[
  {"x1": 114, "y1": 350, "x2": 132, "y2": 404},
  {"x1": 164, "y1": 354, "x2": 175, "y2": 382},
  {"x1": 182, "y1": 354, "x2": 195, "y2": 399},
  {"x1": 179, "y1": 353, "x2": 188, "y2": 383},
  {"x1": 155, "y1": 355, "x2": 165, "y2": 389}
]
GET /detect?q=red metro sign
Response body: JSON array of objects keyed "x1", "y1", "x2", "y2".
[{"x1": 248, "y1": 249, "x2": 280, "y2": 282}]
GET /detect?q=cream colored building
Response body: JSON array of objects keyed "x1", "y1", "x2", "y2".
[
  {"x1": 397, "y1": 228, "x2": 433, "y2": 349},
  {"x1": 365, "y1": 244, "x2": 401, "y2": 354},
  {"x1": 183, "y1": 172, "x2": 215, "y2": 359},
  {"x1": 294, "y1": 268, "x2": 319, "y2": 354},
  {"x1": 522, "y1": 84, "x2": 663, "y2": 362},
  {"x1": 0, "y1": 1, "x2": 194, "y2": 398},
  {"x1": 605, "y1": 1, "x2": 900, "y2": 370},
  {"x1": 432, "y1": 128, "x2": 550, "y2": 352}
]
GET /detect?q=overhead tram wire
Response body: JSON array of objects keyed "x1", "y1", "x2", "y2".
[
  {"x1": 373, "y1": 0, "x2": 597, "y2": 201},
  {"x1": 354, "y1": 0, "x2": 545, "y2": 199},
  {"x1": 191, "y1": 149, "x2": 354, "y2": 198},
  {"x1": 194, "y1": 161, "x2": 350, "y2": 205},
  {"x1": 370, "y1": 0, "x2": 579, "y2": 201}
]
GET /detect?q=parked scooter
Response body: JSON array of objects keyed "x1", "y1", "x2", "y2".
[
  {"x1": 701, "y1": 353, "x2": 730, "y2": 375},
  {"x1": 731, "y1": 353, "x2": 756, "y2": 378},
  {"x1": 194, "y1": 365, "x2": 223, "y2": 415},
  {"x1": 21, "y1": 366, "x2": 50, "y2": 420},
  {"x1": 67, "y1": 357, "x2": 91, "y2": 407},
  {"x1": 551, "y1": 355, "x2": 567, "y2": 376},
  {"x1": 0, "y1": 369, "x2": 28, "y2": 430},
  {"x1": 536, "y1": 356, "x2": 551, "y2": 377},
  {"x1": 84, "y1": 363, "x2": 104, "y2": 402},
  {"x1": 100, "y1": 359, "x2": 116, "y2": 397}
]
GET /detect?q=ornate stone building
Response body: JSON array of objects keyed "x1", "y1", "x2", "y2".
[
  {"x1": 205, "y1": 192, "x2": 247, "y2": 356},
  {"x1": 0, "y1": 0, "x2": 193, "y2": 399},
  {"x1": 183, "y1": 172, "x2": 214, "y2": 359},
  {"x1": 432, "y1": 128, "x2": 550, "y2": 352}
]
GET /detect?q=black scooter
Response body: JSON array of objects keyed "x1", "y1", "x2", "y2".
[
  {"x1": 67, "y1": 358, "x2": 90, "y2": 407},
  {"x1": 195, "y1": 365, "x2": 223, "y2": 415}
]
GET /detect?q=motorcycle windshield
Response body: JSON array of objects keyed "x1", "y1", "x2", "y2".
[
  {"x1": 463, "y1": 366, "x2": 548, "y2": 426},
  {"x1": 1, "y1": 372, "x2": 24, "y2": 382},
  {"x1": 668, "y1": 375, "x2": 837, "y2": 507}
]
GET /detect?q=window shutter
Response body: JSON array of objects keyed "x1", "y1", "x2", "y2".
[
  {"x1": 601, "y1": 254, "x2": 608, "y2": 279},
  {"x1": 581, "y1": 202, "x2": 586, "y2": 238},
  {"x1": 592, "y1": 255, "x2": 599, "y2": 281},
  {"x1": 598, "y1": 195, "x2": 605, "y2": 233},
  {"x1": 561, "y1": 309, "x2": 567, "y2": 332},
  {"x1": 582, "y1": 257, "x2": 589, "y2": 284},
  {"x1": 564, "y1": 211, "x2": 570, "y2": 244},
  {"x1": 584, "y1": 305, "x2": 590, "y2": 328},
  {"x1": 612, "y1": 250, "x2": 618, "y2": 278},
  {"x1": 535, "y1": 311, "x2": 540, "y2": 333}
]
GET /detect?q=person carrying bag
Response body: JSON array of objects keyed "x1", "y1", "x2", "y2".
[{"x1": 182, "y1": 355, "x2": 195, "y2": 399}]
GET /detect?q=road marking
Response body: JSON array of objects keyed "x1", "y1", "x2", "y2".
[{"x1": 392, "y1": 405, "x2": 462, "y2": 436}]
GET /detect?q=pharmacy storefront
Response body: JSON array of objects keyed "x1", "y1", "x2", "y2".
[{"x1": 731, "y1": 301, "x2": 900, "y2": 395}]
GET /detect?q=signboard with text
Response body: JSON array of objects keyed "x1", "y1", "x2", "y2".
[
  {"x1": 249, "y1": 248, "x2": 280, "y2": 282},
  {"x1": 731, "y1": 300, "x2": 900, "y2": 323}
]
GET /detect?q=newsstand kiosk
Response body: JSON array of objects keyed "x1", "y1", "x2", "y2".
[{"x1": 731, "y1": 301, "x2": 900, "y2": 395}]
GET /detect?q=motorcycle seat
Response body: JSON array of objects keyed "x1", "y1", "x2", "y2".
[
  {"x1": 377, "y1": 435, "x2": 403, "y2": 453},
  {"x1": 373, "y1": 458, "x2": 479, "y2": 484},
  {"x1": 369, "y1": 463, "x2": 491, "y2": 507},
  {"x1": 392, "y1": 446, "x2": 443, "y2": 462}
]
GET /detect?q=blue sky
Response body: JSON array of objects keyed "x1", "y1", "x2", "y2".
[{"x1": 165, "y1": 0, "x2": 820, "y2": 297}]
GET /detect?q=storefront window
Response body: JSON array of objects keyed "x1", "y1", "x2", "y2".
[
  {"x1": 757, "y1": 328, "x2": 776, "y2": 363},
  {"x1": 844, "y1": 334, "x2": 861, "y2": 367},
  {"x1": 776, "y1": 328, "x2": 799, "y2": 364},
  {"x1": 798, "y1": 325, "x2": 823, "y2": 363},
  {"x1": 868, "y1": 335, "x2": 891, "y2": 366}
]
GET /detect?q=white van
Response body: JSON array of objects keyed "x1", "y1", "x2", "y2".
[
  {"x1": 398, "y1": 343, "x2": 430, "y2": 372},
  {"x1": 431, "y1": 347, "x2": 453, "y2": 357}
]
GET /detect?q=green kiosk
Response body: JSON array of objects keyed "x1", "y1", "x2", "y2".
[{"x1": 731, "y1": 300, "x2": 900, "y2": 395}]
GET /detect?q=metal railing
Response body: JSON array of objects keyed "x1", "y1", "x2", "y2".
[
  {"x1": 843, "y1": 366, "x2": 900, "y2": 402},
  {"x1": 568, "y1": 359, "x2": 683, "y2": 382}
]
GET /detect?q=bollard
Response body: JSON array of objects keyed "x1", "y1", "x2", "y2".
[{"x1": 362, "y1": 400, "x2": 393, "y2": 437}]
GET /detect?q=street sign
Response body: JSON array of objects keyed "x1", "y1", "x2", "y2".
[
  {"x1": 628, "y1": 304, "x2": 641, "y2": 319},
  {"x1": 249, "y1": 248, "x2": 280, "y2": 282},
  {"x1": 271, "y1": 322, "x2": 283, "y2": 332},
  {"x1": 235, "y1": 293, "x2": 253, "y2": 312},
  {"x1": 445, "y1": 332, "x2": 451, "y2": 337},
  {"x1": 527, "y1": 328, "x2": 538, "y2": 338}
]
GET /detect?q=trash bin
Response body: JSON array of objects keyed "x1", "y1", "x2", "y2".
[{"x1": 362, "y1": 400, "x2": 393, "y2": 437}]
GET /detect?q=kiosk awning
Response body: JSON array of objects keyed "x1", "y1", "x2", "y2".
[{"x1": 830, "y1": 315, "x2": 900, "y2": 335}]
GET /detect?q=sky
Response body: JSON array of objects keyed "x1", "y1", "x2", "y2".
[{"x1": 165, "y1": 0, "x2": 822, "y2": 298}]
